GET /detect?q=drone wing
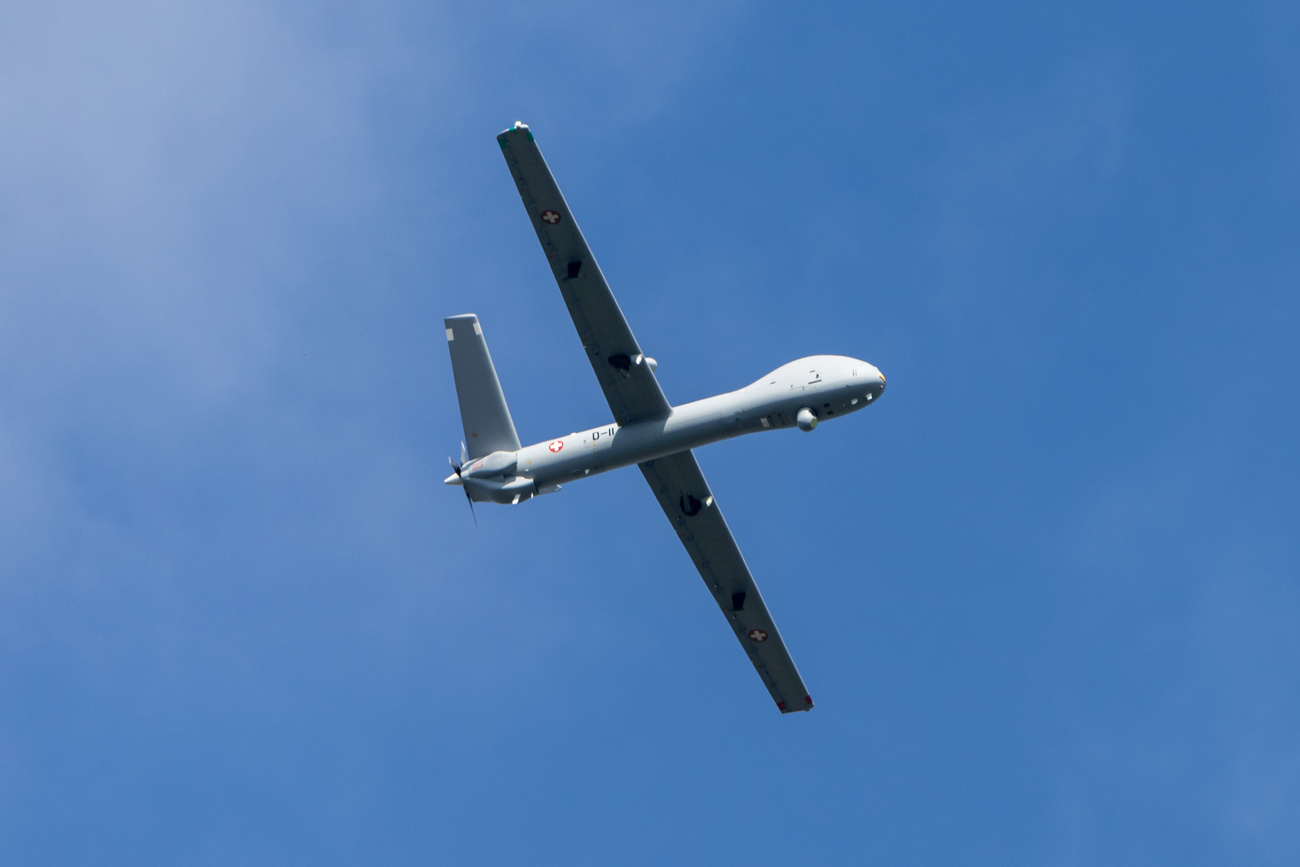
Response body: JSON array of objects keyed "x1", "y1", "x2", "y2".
[
  {"x1": 639, "y1": 450, "x2": 813, "y2": 713},
  {"x1": 496, "y1": 123, "x2": 671, "y2": 426}
]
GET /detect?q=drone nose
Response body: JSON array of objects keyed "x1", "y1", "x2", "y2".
[{"x1": 866, "y1": 367, "x2": 885, "y2": 402}]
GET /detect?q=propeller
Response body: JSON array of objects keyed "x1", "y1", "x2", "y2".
[{"x1": 448, "y1": 454, "x2": 477, "y2": 527}]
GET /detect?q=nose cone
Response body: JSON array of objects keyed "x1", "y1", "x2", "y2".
[{"x1": 853, "y1": 360, "x2": 885, "y2": 405}]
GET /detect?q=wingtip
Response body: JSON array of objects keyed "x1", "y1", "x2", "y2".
[
  {"x1": 776, "y1": 694, "x2": 815, "y2": 714},
  {"x1": 497, "y1": 121, "x2": 534, "y2": 143}
]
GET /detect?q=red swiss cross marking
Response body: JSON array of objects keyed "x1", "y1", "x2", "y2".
[
  {"x1": 748, "y1": 629, "x2": 768, "y2": 643},
  {"x1": 548, "y1": 440, "x2": 564, "y2": 452},
  {"x1": 540, "y1": 210, "x2": 561, "y2": 225}
]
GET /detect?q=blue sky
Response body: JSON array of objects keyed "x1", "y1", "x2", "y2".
[{"x1": 2, "y1": 1, "x2": 1297, "y2": 863}]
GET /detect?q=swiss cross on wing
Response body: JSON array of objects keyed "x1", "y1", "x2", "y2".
[
  {"x1": 540, "y1": 210, "x2": 561, "y2": 225},
  {"x1": 548, "y1": 440, "x2": 564, "y2": 452}
]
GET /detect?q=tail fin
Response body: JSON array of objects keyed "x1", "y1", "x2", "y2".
[{"x1": 445, "y1": 315, "x2": 522, "y2": 459}]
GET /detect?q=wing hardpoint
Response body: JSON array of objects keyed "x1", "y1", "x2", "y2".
[
  {"x1": 496, "y1": 124, "x2": 670, "y2": 426},
  {"x1": 639, "y1": 451, "x2": 813, "y2": 713}
]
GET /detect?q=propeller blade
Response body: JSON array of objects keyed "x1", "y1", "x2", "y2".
[{"x1": 449, "y1": 455, "x2": 476, "y2": 526}]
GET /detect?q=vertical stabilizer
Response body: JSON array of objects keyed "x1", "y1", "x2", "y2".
[{"x1": 444, "y1": 314, "x2": 522, "y2": 459}]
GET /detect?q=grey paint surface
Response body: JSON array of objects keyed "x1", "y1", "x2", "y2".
[
  {"x1": 446, "y1": 124, "x2": 885, "y2": 712},
  {"x1": 496, "y1": 124, "x2": 671, "y2": 426},
  {"x1": 640, "y1": 451, "x2": 812, "y2": 713},
  {"x1": 444, "y1": 314, "x2": 522, "y2": 459}
]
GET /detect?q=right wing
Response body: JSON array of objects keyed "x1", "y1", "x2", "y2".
[
  {"x1": 496, "y1": 123, "x2": 671, "y2": 426},
  {"x1": 639, "y1": 450, "x2": 813, "y2": 713}
]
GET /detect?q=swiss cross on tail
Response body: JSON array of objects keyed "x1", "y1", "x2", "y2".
[{"x1": 443, "y1": 121, "x2": 889, "y2": 714}]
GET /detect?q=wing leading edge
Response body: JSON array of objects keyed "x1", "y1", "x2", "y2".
[
  {"x1": 639, "y1": 451, "x2": 813, "y2": 713},
  {"x1": 496, "y1": 123, "x2": 671, "y2": 426}
]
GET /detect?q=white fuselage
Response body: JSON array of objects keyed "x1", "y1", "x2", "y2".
[{"x1": 448, "y1": 355, "x2": 885, "y2": 503}]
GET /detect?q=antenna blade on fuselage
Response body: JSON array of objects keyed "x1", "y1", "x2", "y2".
[
  {"x1": 496, "y1": 123, "x2": 672, "y2": 426},
  {"x1": 639, "y1": 450, "x2": 813, "y2": 714}
]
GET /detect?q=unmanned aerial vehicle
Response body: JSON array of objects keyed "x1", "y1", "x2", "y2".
[{"x1": 445, "y1": 123, "x2": 886, "y2": 712}]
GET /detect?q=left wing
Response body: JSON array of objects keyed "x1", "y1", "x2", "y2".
[
  {"x1": 496, "y1": 122, "x2": 671, "y2": 426},
  {"x1": 639, "y1": 451, "x2": 813, "y2": 713}
]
